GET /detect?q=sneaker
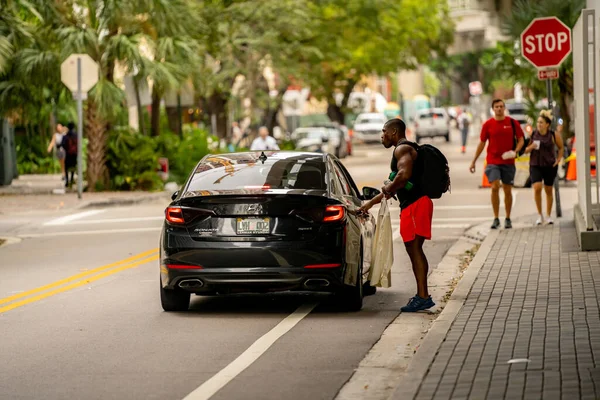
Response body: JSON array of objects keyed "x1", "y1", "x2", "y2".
[
  {"x1": 535, "y1": 216, "x2": 543, "y2": 226},
  {"x1": 491, "y1": 218, "x2": 500, "y2": 229},
  {"x1": 545, "y1": 216, "x2": 554, "y2": 225},
  {"x1": 461, "y1": 146, "x2": 466, "y2": 153},
  {"x1": 505, "y1": 218, "x2": 513, "y2": 229},
  {"x1": 401, "y1": 295, "x2": 435, "y2": 312}
]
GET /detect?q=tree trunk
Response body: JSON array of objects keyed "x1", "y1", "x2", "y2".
[
  {"x1": 165, "y1": 106, "x2": 180, "y2": 135},
  {"x1": 85, "y1": 99, "x2": 108, "y2": 192},
  {"x1": 207, "y1": 91, "x2": 228, "y2": 139},
  {"x1": 151, "y1": 89, "x2": 161, "y2": 137},
  {"x1": 133, "y1": 77, "x2": 146, "y2": 135},
  {"x1": 327, "y1": 103, "x2": 344, "y2": 125}
]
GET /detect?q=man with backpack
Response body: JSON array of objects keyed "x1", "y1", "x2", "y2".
[
  {"x1": 61, "y1": 122, "x2": 78, "y2": 188},
  {"x1": 469, "y1": 99, "x2": 525, "y2": 229},
  {"x1": 358, "y1": 118, "x2": 450, "y2": 312}
]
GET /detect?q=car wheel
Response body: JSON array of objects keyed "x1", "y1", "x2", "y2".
[
  {"x1": 337, "y1": 259, "x2": 363, "y2": 312},
  {"x1": 160, "y1": 283, "x2": 190, "y2": 312},
  {"x1": 444, "y1": 132, "x2": 450, "y2": 142}
]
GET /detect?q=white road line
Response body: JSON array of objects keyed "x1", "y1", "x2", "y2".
[
  {"x1": 433, "y1": 205, "x2": 489, "y2": 210},
  {"x1": 183, "y1": 302, "x2": 318, "y2": 400},
  {"x1": 18, "y1": 227, "x2": 161, "y2": 238},
  {"x1": 43, "y1": 210, "x2": 105, "y2": 226},
  {"x1": 69, "y1": 216, "x2": 163, "y2": 225}
]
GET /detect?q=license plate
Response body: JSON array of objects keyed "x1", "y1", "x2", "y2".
[{"x1": 236, "y1": 217, "x2": 270, "y2": 235}]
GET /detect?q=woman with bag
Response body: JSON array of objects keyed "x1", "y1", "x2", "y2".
[{"x1": 523, "y1": 110, "x2": 564, "y2": 225}]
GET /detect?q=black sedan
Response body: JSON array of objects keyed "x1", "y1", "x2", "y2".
[{"x1": 159, "y1": 151, "x2": 379, "y2": 312}]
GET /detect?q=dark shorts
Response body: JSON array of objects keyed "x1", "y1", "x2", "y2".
[
  {"x1": 485, "y1": 164, "x2": 516, "y2": 185},
  {"x1": 530, "y1": 165, "x2": 558, "y2": 186}
]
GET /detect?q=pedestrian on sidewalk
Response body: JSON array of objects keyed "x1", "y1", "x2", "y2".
[
  {"x1": 523, "y1": 109, "x2": 565, "y2": 225},
  {"x1": 250, "y1": 126, "x2": 280, "y2": 151},
  {"x1": 358, "y1": 119, "x2": 435, "y2": 312},
  {"x1": 47, "y1": 123, "x2": 67, "y2": 178},
  {"x1": 457, "y1": 109, "x2": 471, "y2": 154},
  {"x1": 469, "y1": 99, "x2": 525, "y2": 229},
  {"x1": 61, "y1": 122, "x2": 78, "y2": 188}
]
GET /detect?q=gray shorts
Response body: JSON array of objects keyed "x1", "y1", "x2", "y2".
[
  {"x1": 55, "y1": 147, "x2": 66, "y2": 160},
  {"x1": 485, "y1": 164, "x2": 516, "y2": 185}
]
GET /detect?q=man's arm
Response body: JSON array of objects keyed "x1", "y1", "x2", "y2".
[
  {"x1": 383, "y1": 145, "x2": 415, "y2": 195},
  {"x1": 515, "y1": 136, "x2": 525, "y2": 154},
  {"x1": 469, "y1": 141, "x2": 486, "y2": 173}
]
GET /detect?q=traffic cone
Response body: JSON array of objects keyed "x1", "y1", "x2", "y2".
[
  {"x1": 566, "y1": 143, "x2": 577, "y2": 181},
  {"x1": 480, "y1": 160, "x2": 491, "y2": 188}
]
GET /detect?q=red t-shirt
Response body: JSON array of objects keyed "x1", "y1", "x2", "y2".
[{"x1": 480, "y1": 117, "x2": 524, "y2": 165}]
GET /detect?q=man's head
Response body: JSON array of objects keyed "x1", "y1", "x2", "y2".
[
  {"x1": 258, "y1": 126, "x2": 269, "y2": 139},
  {"x1": 381, "y1": 118, "x2": 406, "y2": 148},
  {"x1": 67, "y1": 122, "x2": 75, "y2": 131},
  {"x1": 491, "y1": 99, "x2": 505, "y2": 119}
]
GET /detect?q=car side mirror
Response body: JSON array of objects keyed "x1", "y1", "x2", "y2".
[
  {"x1": 361, "y1": 186, "x2": 381, "y2": 200},
  {"x1": 171, "y1": 190, "x2": 179, "y2": 201}
]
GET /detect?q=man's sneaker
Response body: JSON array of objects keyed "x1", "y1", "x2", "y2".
[
  {"x1": 545, "y1": 216, "x2": 554, "y2": 225},
  {"x1": 535, "y1": 216, "x2": 543, "y2": 226},
  {"x1": 491, "y1": 218, "x2": 500, "y2": 229},
  {"x1": 505, "y1": 218, "x2": 513, "y2": 229},
  {"x1": 401, "y1": 295, "x2": 435, "y2": 312}
]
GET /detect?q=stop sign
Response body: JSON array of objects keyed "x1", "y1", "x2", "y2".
[{"x1": 520, "y1": 17, "x2": 572, "y2": 69}]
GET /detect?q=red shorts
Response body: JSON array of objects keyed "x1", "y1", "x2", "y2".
[{"x1": 400, "y1": 196, "x2": 433, "y2": 243}]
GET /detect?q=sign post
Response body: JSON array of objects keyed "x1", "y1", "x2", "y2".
[
  {"x1": 60, "y1": 54, "x2": 99, "y2": 199},
  {"x1": 521, "y1": 17, "x2": 572, "y2": 218}
]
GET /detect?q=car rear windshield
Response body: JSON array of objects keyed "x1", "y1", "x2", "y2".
[
  {"x1": 419, "y1": 112, "x2": 445, "y2": 119},
  {"x1": 185, "y1": 153, "x2": 327, "y2": 193},
  {"x1": 356, "y1": 117, "x2": 385, "y2": 124}
]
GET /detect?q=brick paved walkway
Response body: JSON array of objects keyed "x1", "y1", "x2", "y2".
[{"x1": 412, "y1": 222, "x2": 600, "y2": 400}]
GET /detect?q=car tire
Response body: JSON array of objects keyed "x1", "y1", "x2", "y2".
[
  {"x1": 337, "y1": 258, "x2": 364, "y2": 312},
  {"x1": 444, "y1": 132, "x2": 450, "y2": 142},
  {"x1": 160, "y1": 283, "x2": 190, "y2": 312}
]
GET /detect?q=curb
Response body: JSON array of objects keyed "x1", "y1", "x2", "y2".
[
  {"x1": 78, "y1": 192, "x2": 171, "y2": 209},
  {"x1": 0, "y1": 236, "x2": 23, "y2": 247},
  {"x1": 388, "y1": 229, "x2": 500, "y2": 400}
]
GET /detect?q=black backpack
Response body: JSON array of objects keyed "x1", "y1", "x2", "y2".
[
  {"x1": 510, "y1": 117, "x2": 529, "y2": 157},
  {"x1": 403, "y1": 142, "x2": 451, "y2": 199},
  {"x1": 64, "y1": 134, "x2": 78, "y2": 156}
]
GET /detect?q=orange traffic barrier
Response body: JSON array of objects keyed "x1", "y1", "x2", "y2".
[
  {"x1": 480, "y1": 160, "x2": 491, "y2": 188},
  {"x1": 566, "y1": 158, "x2": 577, "y2": 181}
]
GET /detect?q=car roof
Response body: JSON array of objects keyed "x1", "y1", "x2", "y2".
[
  {"x1": 356, "y1": 113, "x2": 386, "y2": 118},
  {"x1": 418, "y1": 108, "x2": 446, "y2": 114},
  {"x1": 200, "y1": 151, "x2": 328, "y2": 165}
]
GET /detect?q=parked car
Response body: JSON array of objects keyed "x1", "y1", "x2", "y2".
[
  {"x1": 413, "y1": 108, "x2": 450, "y2": 143},
  {"x1": 352, "y1": 113, "x2": 387, "y2": 143},
  {"x1": 160, "y1": 151, "x2": 378, "y2": 312},
  {"x1": 291, "y1": 127, "x2": 348, "y2": 158}
]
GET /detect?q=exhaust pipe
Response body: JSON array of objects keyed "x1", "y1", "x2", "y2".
[
  {"x1": 178, "y1": 279, "x2": 204, "y2": 289},
  {"x1": 304, "y1": 278, "x2": 330, "y2": 288}
]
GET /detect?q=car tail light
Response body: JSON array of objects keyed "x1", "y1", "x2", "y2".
[
  {"x1": 304, "y1": 263, "x2": 341, "y2": 269},
  {"x1": 323, "y1": 205, "x2": 345, "y2": 222},
  {"x1": 165, "y1": 206, "x2": 185, "y2": 224},
  {"x1": 166, "y1": 264, "x2": 203, "y2": 269}
]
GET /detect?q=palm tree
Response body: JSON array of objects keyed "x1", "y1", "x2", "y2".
[{"x1": 503, "y1": 0, "x2": 586, "y2": 138}]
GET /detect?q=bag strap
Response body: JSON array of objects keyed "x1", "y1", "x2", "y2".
[{"x1": 510, "y1": 117, "x2": 517, "y2": 149}]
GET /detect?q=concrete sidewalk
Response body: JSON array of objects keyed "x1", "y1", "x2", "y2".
[
  {"x1": 392, "y1": 221, "x2": 600, "y2": 400},
  {"x1": 0, "y1": 174, "x2": 172, "y2": 214}
]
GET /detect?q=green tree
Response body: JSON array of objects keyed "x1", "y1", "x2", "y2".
[{"x1": 297, "y1": 0, "x2": 454, "y2": 123}]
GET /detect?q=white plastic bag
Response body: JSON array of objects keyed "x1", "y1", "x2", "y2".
[{"x1": 369, "y1": 199, "x2": 394, "y2": 288}]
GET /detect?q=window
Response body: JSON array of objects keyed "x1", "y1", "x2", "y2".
[
  {"x1": 333, "y1": 163, "x2": 351, "y2": 195},
  {"x1": 184, "y1": 154, "x2": 327, "y2": 194},
  {"x1": 335, "y1": 161, "x2": 360, "y2": 198}
]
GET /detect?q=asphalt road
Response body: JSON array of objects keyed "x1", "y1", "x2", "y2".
[{"x1": 0, "y1": 129, "x2": 579, "y2": 399}]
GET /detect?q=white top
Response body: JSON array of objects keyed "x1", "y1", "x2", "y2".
[
  {"x1": 250, "y1": 136, "x2": 280, "y2": 151},
  {"x1": 54, "y1": 132, "x2": 64, "y2": 148}
]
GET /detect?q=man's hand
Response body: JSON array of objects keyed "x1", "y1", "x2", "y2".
[
  {"x1": 469, "y1": 161, "x2": 476, "y2": 174},
  {"x1": 381, "y1": 185, "x2": 393, "y2": 200},
  {"x1": 357, "y1": 202, "x2": 373, "y2": 216}
]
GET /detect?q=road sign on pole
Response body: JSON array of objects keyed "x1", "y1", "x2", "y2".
[
  {"x1": 538, "y1": 69, "x2": 559, "y2": 80},
  {"x1": 520, "y1": 17, "x2": 572, "y2": 69},
  {"x1": 60, "y1": 54, "x2": 99, "y2": 199},
  {"x1": 468, "y1": 81, "x2": 483, "y2": 96}
]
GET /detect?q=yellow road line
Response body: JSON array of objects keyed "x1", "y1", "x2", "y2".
[
  {"x1": 0, "y1": 254, "x2": 159, "y2": 314},
  {"x1": 0, "y1": 248, "x2": 158, "y2": 306}
]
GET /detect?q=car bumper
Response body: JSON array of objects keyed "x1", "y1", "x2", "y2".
[{"x1": 160, "y1": 266, "x2": 346, "y2": 293}]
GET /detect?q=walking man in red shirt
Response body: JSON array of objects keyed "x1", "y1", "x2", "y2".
[{"x1": 469, "y1": 99, "x2": 525, "y2": 229}]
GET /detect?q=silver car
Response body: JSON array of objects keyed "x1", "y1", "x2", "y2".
[{"x1": 413, "y1": 108, "x2": 450, "y2": 143}]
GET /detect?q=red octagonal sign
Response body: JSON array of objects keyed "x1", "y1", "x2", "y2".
[{"x1": 520, "y1": 17, "x2": 572, "y2": 69}]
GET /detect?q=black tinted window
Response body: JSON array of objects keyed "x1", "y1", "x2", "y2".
[
  {"x1": 419, "y1": 112, "x2": 444, "y2": 119},
  {"x1": 185, "y1": 153, "x2": 326, "y2": 194}
]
